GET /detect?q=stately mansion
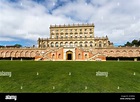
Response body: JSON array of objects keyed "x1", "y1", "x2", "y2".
[{"x1": 0, "y1": 23, "x2": 140, "y2": 61}]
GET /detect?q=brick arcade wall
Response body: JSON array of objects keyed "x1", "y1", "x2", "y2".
[{"x1": 0, "y1": 47, "x2": 140, "y2": 61}]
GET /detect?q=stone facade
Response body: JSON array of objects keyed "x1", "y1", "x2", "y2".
[
  {"x1": 38, "y1": 23, "x2": 113, "y2": 48},
  {"x1": 0, "y1": 23, "x2": 140, "y2": 61}
]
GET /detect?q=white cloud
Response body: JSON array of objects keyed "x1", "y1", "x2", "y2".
[{"x1": 0, "y1": 0, "x2": 140, "y2": 46}]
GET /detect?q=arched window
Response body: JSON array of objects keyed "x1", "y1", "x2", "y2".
[
  {"x1": 70, "y1": 42, "x2": 73, "y2": 47},
  {"x1": 78, "y1": 54, "x2": 81, "y2": 59},
  {"x1": 65, "y1": 42, "x2": 68, "y2": 47},
  {"x1": 85, "y1": 41, "x2": 88, "y2": 47},
  {"x1": 55, "y1": 42, "x2": 58, "y2": 47},
  {"x1": 80, "y1": 42, "x2": 82, "y2": 47},
  {"x1": 51, "y1": 42, "x2": 54, "y2": 47},
  {"x1": 60, "y1": 42, "x2": 63, "y2": 47},
  {"x1": 104, "y1": 43, "x2": 106, "y2": 47},
  {"x1": 58, "y1": 54, "x2": 61, "y2": 59},
  {"x1": 56, "y1": 34, "x2": 58, "y2": 39},
  {"x1": 99, "y1": 41, "x2": 102, "y2": 47},
  {"x1": 61, "y1": 34, "x2": 63, "y2": 38},
  {"x1": 52, "y1": 54, "x2": 55, "y2": 59},
  {"x1": 85, "y1": 54, "x2": 87, "y2": 59},
  {"x1": 65, "y1": 33, "x2": 68, "y2": 38},
  {"x1": 90, "y1": 41, "x2": 93, "y2": 47},
  {"x1": 74, "y1": 42, "x2": 78, "y2": 47}
]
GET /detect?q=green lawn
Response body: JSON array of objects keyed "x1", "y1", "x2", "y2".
[{"x1": 0, "y1": 61, "x2": 140, "y2": 93}]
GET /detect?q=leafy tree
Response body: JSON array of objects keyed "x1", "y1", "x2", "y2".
[
  {"x1": 124, "y1": 39, "x2": 140, "y2": 47},
  {"x1": 138, "y1": 40, "x2": 140, "y2": 45},
  {"x1": 125, "y1": 41, "x2": 132, "y2": 46},
  {"x1": 14, "y1": 44, "x2": 22, "y2": 48},
  {"x1": 132, "y1": 40, "x2": 138, "y2": 46}
]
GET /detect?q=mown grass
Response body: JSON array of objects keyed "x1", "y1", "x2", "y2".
[{"x1": 0, "y1": 61, "x2": 140, "y2": 93}]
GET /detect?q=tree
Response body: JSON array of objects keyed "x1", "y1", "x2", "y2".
[
  {"x1": 14, "y1": 44, "x2": 22, "y2": 48},
  {"x1": 125, "y1": 41, "x2": 132, "y2": 46},
  {"x1": 132, "y1": 40, "x2": 138, "y2": 46},
  {"x1": 124, "y1": 39, "x2": 140, "y2": 47},
  {"x1": 138, "y1": 40, "x2": 140, "y2": 46}
]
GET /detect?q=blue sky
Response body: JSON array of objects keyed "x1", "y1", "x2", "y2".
[{"x1": 0, "y1": 0, "x2": 140, "y2": 47}]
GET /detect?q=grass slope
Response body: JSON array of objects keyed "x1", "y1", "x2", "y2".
[{"x1": 0, "y1": 61, "x2": 140, "y2": 93}]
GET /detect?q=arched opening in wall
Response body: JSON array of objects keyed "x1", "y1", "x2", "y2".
[
  {"x1": 85, "y1": 41, "x2": 88, "y2": 47},
  {"x1": 70, "y1": 42, "x2": 73, "y2": 47},
  {"x1": 51, "y1": 42, "x2": 54, "y2": 47},
  {"x1": 110, "y1": 50, "x2": 114, "y2": 53},
  {"x1": 104, "y1": 50, "x2": 108, "y2": 54},
  {"x1": 65, "y1": 42, "x2": 68, "y2": 47},
  {"x1": 122, "y1": 50, "x2": 127, "y2": 56},
  {"x1": 80, "y1": 42, "x2": 82, "y2": 47},
  {"x1": 116, "y1": 50, "x2": 120, "y2": 53},
  {"x1": 30, "y1": 51, "x2": 35, "y2": 57},
  {"x1": 36, "y1": 51, "x2": 39, "y2": 56},
  {"x1": 56, "y1": 34, "x2": 59, "y2": 39},
  {"x1": 70, "y1": 33, "x2": 73, "y2": 38},
  {"x1": 95, "y1": 43, "x2": 97, "y2": 47},
  {"x1": 58, "y1": 54, "x2": 61, "y2": 59},
  {"x1": 11, "y1": 51, "x2": 15, "y2": 57},
  {"x1": 20, "y1": 51, "x2": 24, "y2": 57},
  {"x1": 90, "y1": 41, "x2": 93, "y2": 47},
  {"x1": 85, "y1": 54, "x2": 87, "y2": 59},
  {"x1": 129, "y1": 50, "x2": 133, "y2": 53},
  {"x1": 52, "y1": 54, "x2": 55, "y2": 59},
  {"x1": 0, "y1": 52, "x2": 2, "y2": 57},
  {"x1": 99, "y1": 41, "x2": 102, "y2": 47},
  {"x1": 66, "y1": 51, "x2": 73, "y2": 60},
  {"x1": 60, "y1": 42, "x2": 63, "y2": 47},
  {"x1": 15, "y1": 51, "x2": 20, "y2": 58},
  {"x1": 65, "y1": 34, "x2": 68, "y2": 38},
  {"x1": 5, "y1": 51, "x2": 10, "y2": 57},
  {"x1": 61, "y1": 34, "x2": 63, "y2": 38},
  {"x1": 43, "y1": 42, "x2": 46, "y2": 48},
  {"x1": 136, "y1": 50, "x2": 139, "y2": 54},
  {"x1": 25, "y1": 51, "x2": 30, "y2": 57},
  {"x1": 74, "y1": 42, "x2": 78, "y2": 47},
  {"x1": 55, "y1": 42, "x2": 58, "y2": 47},
  {"x1": 1, "y1": 52, "x2": 5, "y2": 57},
  {"x1": 104, "y1": 42, "x2": 106, "y2": 47},
  {"x1": 78, "y1": 53, "x2": 81, "y2": 59}
]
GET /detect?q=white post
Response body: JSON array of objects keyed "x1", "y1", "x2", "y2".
[{"x1": 134, "y1": 58, "x2": 137, "y2": 61}]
